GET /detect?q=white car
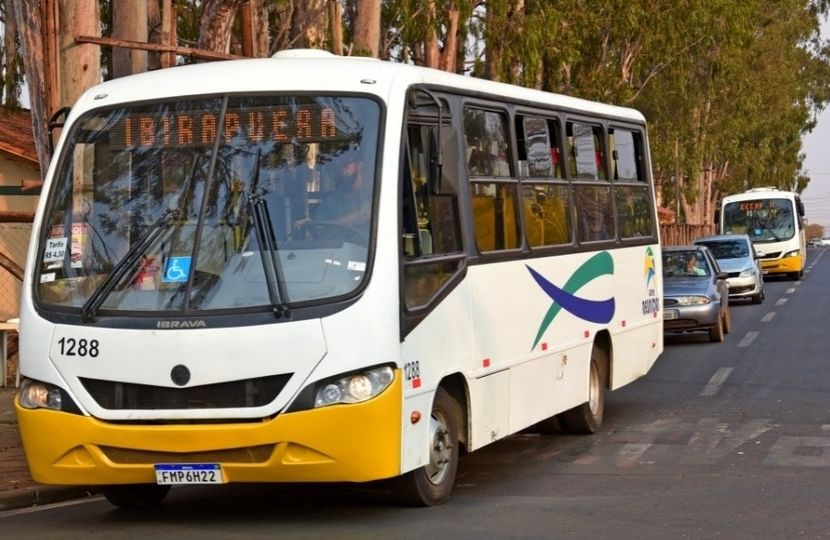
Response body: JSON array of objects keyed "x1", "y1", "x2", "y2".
[{"x1": 694, "y1": 234, "x2": 765, "y2": 304}]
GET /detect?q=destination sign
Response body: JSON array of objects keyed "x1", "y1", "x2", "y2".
[{"x1": 110, "y1": 105, "x2": 343, "y2": 149}]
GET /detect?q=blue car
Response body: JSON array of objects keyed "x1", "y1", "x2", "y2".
[{"x1": 662, "y1": 246, "x2": 732, "y2": 342}]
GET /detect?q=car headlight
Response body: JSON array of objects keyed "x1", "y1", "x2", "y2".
[
  {"x1": 18, "y1": 379, "x2": 63, "y2": 410},
  {"x1": 784, "y1": 250, "x2": 800, "y2": 258},
  {"x1": 673, "y1": 296, "x2": 710, "y2": 305},
  {"x1": 739, "y1": 267, "x2": 756, "y2": 277},
  {"x1": 314, "y1": 366, "x2": 395, "y2": 408}
]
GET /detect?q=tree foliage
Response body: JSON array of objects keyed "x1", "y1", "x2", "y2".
[{"x1": 1, "y1": 0, "x2": 828, "y2": 202}]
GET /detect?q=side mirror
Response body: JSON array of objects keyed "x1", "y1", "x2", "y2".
[
  {"x1": 716, "y1": 271, "x2": 728, "y2": 280},
  {"x1": 714, "y1": 208, "x2": 720, "y2": 225}
]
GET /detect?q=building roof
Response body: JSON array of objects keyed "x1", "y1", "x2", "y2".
[{"x1": 0, "y1": 107, "x2": 38, "y2": 165}]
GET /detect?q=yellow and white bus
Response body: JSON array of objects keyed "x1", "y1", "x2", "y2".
[
  {"x1": 717, "y1": 187, "x2": 806, "y2": 279},
  {"x1": 16, "y1": 50, "x2": 663, "y2": 508}
]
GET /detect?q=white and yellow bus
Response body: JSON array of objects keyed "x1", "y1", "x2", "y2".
[
  {"x1": 717, "y1": 187, "x2": 806, "y2": 279},
  {"x1": 16, "y1": 50, "x2": 663, "y2": 508}
]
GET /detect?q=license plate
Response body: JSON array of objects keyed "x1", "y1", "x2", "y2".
[
  {"x1": 154, "y1": 464, "x2": 223, "y2": 485},
  {"x1": 663, "y1": 309, "x2": 678, "y2": 320}
]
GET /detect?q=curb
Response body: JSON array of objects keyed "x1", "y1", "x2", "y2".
[{"x1": 0, "y1": 486, "x2": 97, "y2": 512}]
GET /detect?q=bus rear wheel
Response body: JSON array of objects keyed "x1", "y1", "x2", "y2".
[
  {"x1": 559, "y1": 344, "x2": 607, "y2": 434},
  {"x1": 392, "y1": 387, "x2": 460, "y2": 506},
  {"x1": 103, "y1": 484, "x2": 171, "y2": 509}
]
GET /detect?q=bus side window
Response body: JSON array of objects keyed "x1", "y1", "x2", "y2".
[{"x1": 402, "y1": 122, "x2": 463, "y2": 311}]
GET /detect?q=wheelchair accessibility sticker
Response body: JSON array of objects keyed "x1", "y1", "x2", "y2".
[{"x1": 163, "y1": 257, "x2": 192, "y2": 283}]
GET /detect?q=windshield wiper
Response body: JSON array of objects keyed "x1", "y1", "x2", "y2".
[
  {"x1": 81, "y1": 208, "x2": 181, "y2": 322},
  {"x1": 246, "y1": 149, "x2": 290, "y2": 318}
]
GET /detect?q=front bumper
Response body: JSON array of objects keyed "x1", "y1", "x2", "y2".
[
  {"x1": 663, "y1": 302, "x2": 720, "y2": 332},
  {"x1": 16, "y1": 376, "x2": 402, "y2": 486},
  {"x1": 726, "y1": 275, "x2": 762, "y2": 297}
]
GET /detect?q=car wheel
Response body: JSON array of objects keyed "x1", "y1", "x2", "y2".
[
  {"x1": 709, "y1": 315, "x2": 724, "y2": 342},
  {"x1": 751, "y1": 290, "x2": 763, "y2": 304},
  {"x1": 723, "y1": 306, "x2": 732, "y2": 334}
]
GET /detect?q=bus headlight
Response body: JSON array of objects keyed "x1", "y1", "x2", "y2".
[
  {"x1": 19, "y1": 379, "x2": 63, "y2": 410},
  {"x1": 313, "y1": 366, "x2": 395, "y2": 408},
  {"x1": 784, "y1": 250, "x2": 800, "y2": 258}
]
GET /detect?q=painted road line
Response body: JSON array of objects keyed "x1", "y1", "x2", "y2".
[
  {"x1": 761, "y1": 312, "x2": 775, "y2": 323},
  {"x1": 738, "y1": 331, "x2": 759, "y2": 348},
  {"x1": 786, "y1": 287, "x2": 796, "y2": 293},
  {"x1": 700, "y1": 367, "x2": 734, "y2": 397},
  {"x1": 776, "y1": 298, "x2": 788, "y2": 306}
]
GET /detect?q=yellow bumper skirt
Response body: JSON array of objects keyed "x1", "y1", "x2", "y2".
[
  {"x1": 16, "y1": 376, "x2": 402, "y2": 486},
  {"x1": 761, "y1": 254, "x2": 803, "y2": 275}
]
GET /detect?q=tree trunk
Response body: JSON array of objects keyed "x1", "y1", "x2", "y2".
[
  {"x1": 3, "y1": 0, "x2": 21, "y2": 107},
  {"x1": 10, "y1": 0, "x2": 50, "y2": 178},
  {"x1": 291, "y1": 0, "x2": 327, "y2": 50},
  {"x1": 424, "y1": 0, "x2": 439, "y2": 68},
  {"x1": 112, "y1": 0, "x2": 148, "y2": 78},
  {"x1": 329, "y1": 0, "x2": 343, "y2": 55},
  {"x1": 197, "y1": 0, "x2": 242, "y2": 53},
  {"x1": 353, "y1": 0, "x2": 380, "y2": 57},
  {"x1": 439, "y1": 5, "x2": 460, "y2": 73},
  {"x1": 59, "y1": 0, "x2": 101, "y2": 109},
  {"x1": 147, "y1": 0, "x2": 161, "y2": 70}
]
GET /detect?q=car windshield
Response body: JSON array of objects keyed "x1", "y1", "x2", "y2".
[
  {"x1": 662, "y1": 251, "x2": 711, "y2": 278},
  {"x1": 722, "y1": 198, "x2": 795, "y2": 243},
  {"x1": 35, "y1": 95, "x2": 380, "y2": 314},
  {"x1": 696, "y1": 240, "x2": 749, "y2": 259}
]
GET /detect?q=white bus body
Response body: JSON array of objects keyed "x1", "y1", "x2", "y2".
[
  {"x1": 717, "y1": 187, "x2": 806, "y2": 279},
  {"x1": 16, "y1": 50, "x2": 663, "y2": 507}
]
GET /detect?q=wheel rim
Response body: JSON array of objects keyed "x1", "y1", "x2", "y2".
[
  {"x1": 425, "y1": 408, "x2": 453, "y2": 485},
  {"x1": 588, "y1": 360, "x2": 601, "y2": 415}
]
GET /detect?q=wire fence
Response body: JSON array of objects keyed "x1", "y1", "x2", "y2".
[{"x1": 0, "y1": 223, "x2": 32, "y2": 321}]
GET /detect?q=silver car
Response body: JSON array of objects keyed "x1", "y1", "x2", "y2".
[
  {"x1": 694, "y1": 234, "x2": 765, "y2": 304},
  {"x1": 663, "y1": 246, "x2": 731, "y2": 342}
]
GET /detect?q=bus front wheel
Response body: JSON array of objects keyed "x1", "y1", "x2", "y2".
[
  {"x1": 103, "y1": 484, "x2": 171, "y2": 509},
  {"x1": 392, "y1": 387, "x2": 460, "y2": 506},
  {"x1": 559, "y1": 344, "x2": 607, "y2": 434}
]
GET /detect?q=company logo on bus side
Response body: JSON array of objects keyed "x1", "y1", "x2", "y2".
[
  {"x1": 157, "y1": 320, "x2": 207, "y2": 329},
  {"x1": 526, "y1": 251, "x2": 616, "y2": 351},
  {"x1": 642, "y1": 247, "x2": 660, "y2": 316}
]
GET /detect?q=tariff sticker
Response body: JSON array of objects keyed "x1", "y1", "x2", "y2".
[{"x1": 43, "y1": 237, "x2": 68, "y2": 263}]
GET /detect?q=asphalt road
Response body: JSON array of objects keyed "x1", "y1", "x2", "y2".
[{"x1": 2, "y1": 249, "x2": 829, "y2": 539}]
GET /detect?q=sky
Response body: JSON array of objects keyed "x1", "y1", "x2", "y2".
[{"x1": 800, "y1": 15, "x2": 830, "y2": 229}]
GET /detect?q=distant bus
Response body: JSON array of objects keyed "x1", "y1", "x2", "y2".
[
  {"x1": 16, "y1": 50, "x2": 663, "y2": 509},
  {"x1": 717, "y1": 187, "x2": 806, "y2": 279}
]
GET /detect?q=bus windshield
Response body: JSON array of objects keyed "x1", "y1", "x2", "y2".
[
  {"x1": 722, "y1": 198, "x2": 795, "y2": 244},
  {"x1": 35, "y1": 95, "x2": 380, "y2": 314}
]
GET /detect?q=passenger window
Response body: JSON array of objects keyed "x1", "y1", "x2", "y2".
[
  {"x1": 574, "y1": 185, "x2": 615, "y2": 242},
  {"x1": 516, "y1": 116, "x2": 564, "y2": 179},
  {"x1": 522, "y1": 183, "x2": 571, "y2": 247},
  {"x1": 464, "y1": 108, "x2": 512, "y2": 177},
  {"x1": 610, "y1": 128, "x2": 643, "y2": 182},
  {"x1": 566, "y1": 122, "x2": 606, "y2": 180},
  {"x1": 615, "y1": 185, "x2": 654, "y2": 238}
]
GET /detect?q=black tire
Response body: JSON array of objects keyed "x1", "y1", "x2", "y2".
[
  {"x1": 751, "y1": 290, "x2": 763, "y2": 304},
  {"x1": 709, "y1": 315, "x2": 724, "y2": 342},
  {"x1": 103, "y1": 484, "x2": 171, "y2": 509},
  {"x1": 392, "y1": 387, "x2": 461, "y2": 506},
  {"x1": 559, "y1": 344, "x2": 607, "y2": 434}
]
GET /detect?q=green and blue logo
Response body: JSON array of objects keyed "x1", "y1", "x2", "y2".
[
  {"x1": 644, "y1": 246, "x2": 656, "y2": 288},
  {"x1": 527, "y1": 251, "x2": 615, "y2": 351}
]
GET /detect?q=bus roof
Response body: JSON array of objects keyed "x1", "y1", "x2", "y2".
[
  {"x1": 68, "y1": 49, "x2": 646, "y2": 124},
  {"x1": 721, "y1": 189, "x2": 800, "y2": 203}
]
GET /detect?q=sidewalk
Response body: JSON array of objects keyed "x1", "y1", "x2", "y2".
[{"x1": 0, "y1": 387, "x2": 94, "y2": 511}]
